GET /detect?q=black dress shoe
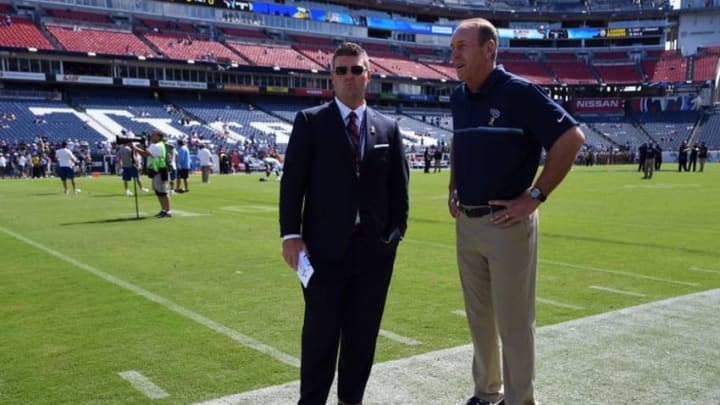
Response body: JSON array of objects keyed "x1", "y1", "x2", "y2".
[{"x1": 465, "y1": 397, "x2": 504, "y2": 405}]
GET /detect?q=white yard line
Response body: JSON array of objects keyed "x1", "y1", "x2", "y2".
[
  {"x1": 589, "y1": 285, "x2": 647, "y2": 297},
  {"x1": 0, "y1": 226, "x2": 300, "y2": 368},
  {"x1": 542, "y1": 259, "x2": 699, "y2": 287},
  {"x1": 118, "y1": 370, "x2": 170, "y2": 400},
  {"x1": 689, "y1": 266, "x2": 720, "y2": 274}
]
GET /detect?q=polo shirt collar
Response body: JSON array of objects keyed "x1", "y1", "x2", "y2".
[{"x1": 463, "y1": 65, "x2": 505, "y2": 98}]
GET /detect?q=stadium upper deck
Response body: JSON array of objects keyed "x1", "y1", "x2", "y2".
[
  {"x1": 0, "y1": 0, "x2": 718, "y2": 153},
  {"x1": 0, "y1": 2, "x2": 716, "y2": 87}
]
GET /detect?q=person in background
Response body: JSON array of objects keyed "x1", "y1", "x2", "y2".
[
  {"x1": 175, "y1": 138, "x2": 191, "y2": 193},
  {"x1": 678, "y1": 140, "x2": 689, "y2": 172},
  {"x1": 698, "y1": 141, "x2": 708, "y2": 172},
  {"x1": 448, "y1": 18, "x2": 585, "y2": 405},
  {"x1": 643, "y1": 142, "x2": 656, "y2": 179},
  {"x1": 166, "y1": 141, "x2": 178, "y2": 194},
  {"x1": 117, "y1": 143, "x2": 148, "y2": 196},
  {"x1": 197, "y1": 143, "x2": 213, "y2": 183},
  {"x1": 279, "y1": 42, "x2": 409, "y2": 405},
  {"x1": 424, "y1": 147, "x2": 432, "y2": 173},
  {"x1": 689, "y1": 142, "x2": 699, "y2": 172},
  {"x1": 55, "y1": 141, "x2": 81, "y2": 194},
  {"x1": 0, "y1": 153, "x2": 7, "y2": 179}
]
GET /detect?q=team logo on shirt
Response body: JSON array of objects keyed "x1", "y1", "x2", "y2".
[{"x1": 488, "y1": 108, "x2": 500, "y2": 126}]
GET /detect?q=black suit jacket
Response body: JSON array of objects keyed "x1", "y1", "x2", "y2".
[{"x1": 280, "y1": 100, "x2": 409, "y2": 261}]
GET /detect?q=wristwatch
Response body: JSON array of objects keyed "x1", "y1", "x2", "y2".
[{"x1": 529, "y1": 186, "x2": 547, "y2": 202}]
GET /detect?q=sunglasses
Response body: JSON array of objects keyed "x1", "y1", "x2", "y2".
[{"x1": 334, "y1": 65, "x2": 367, "y2": 76}]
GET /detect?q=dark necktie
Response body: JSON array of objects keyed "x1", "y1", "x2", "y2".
[{"x1": 347, "y1": 111, "x2": 360, "y2": 169}]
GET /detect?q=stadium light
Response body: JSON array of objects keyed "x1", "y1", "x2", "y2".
[
  {"x1": 137, "y1": 55, "x2": 146, "y2": 61},
  {"x1": 311, "y1": 68, "x2": 318, "y2": 73},
  {"x1": 187, "y1": 59, "x2": 195, "y2": 64},
  {"x1": 273, "y1": 65, "x2": 280, "y2": 71},
  {"x1": 87, "y1": 52, "x2": 96, "y2": 57},
  {"x1": 231, "y1": 63, "x2": 238, "y2": 68},
  {"x1": 28, "y1": 47, "x2": 38, "y2": 53}
]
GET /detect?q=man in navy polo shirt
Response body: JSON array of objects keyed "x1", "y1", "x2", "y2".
[{"x1": 447, "y1": 18, "x2": 586, "y2": 405}]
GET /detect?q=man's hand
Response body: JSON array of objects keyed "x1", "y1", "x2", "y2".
[
  {"x1": 448, "y1": 189, "x2": 460, "y2": 218},
  {"x1": 282, "y1": 237, "x2": 307, "y2": 271},
  {"x1": 489, "y1": 191, "x2": 540, "y2": 227}
]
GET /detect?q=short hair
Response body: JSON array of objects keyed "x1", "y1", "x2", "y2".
[
  {"x1": 332, "y1": 42, "x2": 369, "y2": 69},
  {"x1": 150, "y1": 130, "x2": 164, "y2": 140},
  {"x1": 458, "y1": 18, "x2": 499, "y2": 61}
]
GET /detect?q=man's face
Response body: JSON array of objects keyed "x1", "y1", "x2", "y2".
[
  {"x1": 451, "y1": 25, "x2": 494, "y2": 91},
  {"x1": 331, "y1": 55, "x2": 370, "y2": 107}
]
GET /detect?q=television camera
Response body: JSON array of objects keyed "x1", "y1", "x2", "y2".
[{"x1": 115, "y1": 134, "x2": 147, "y2": 147}]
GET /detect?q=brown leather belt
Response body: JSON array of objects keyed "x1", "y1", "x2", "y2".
[{"x1": 458, "y1": 204, "x2": 503, "y2": 218}]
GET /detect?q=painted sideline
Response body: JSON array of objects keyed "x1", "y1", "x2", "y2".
[{"x1": 193, "y1": 288, "x2": 720, "y2": 405}]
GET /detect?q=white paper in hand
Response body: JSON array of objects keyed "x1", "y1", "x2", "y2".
[{"x1": 297, "y1": 251, "x2": 314, "y2": 288}]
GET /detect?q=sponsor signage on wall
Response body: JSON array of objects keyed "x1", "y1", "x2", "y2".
[{"x1": 573, "y1": 98, "x2": 624, "y2": 113}]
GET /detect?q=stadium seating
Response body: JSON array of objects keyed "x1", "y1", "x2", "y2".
[
  {"x1": 144, "y1": 32, "x2": 242, "y2": 63},
  {"x1": 0, "y1": 15, "x2": 55, "y2": 50},
  {"x1": 633, "y1": 111, "x2": 699, "y2": 149},
  {"x1": 293, "y1": 44, "x2": 335, "y2": 71},
  {"x1": 594, "y1": 63, "x2": 643, "y2": 84},
  {"x1": 546, "y1": 60, "x2": 597, "y2": 85},
  {"x1": 425, "y1": 62, "x2": 457, "y2": 81},
  {"x1": 0, "y1": 98, "x2": 106, "y2": 145},
  {"x1": 642, "y1": 50, "x2": 688, "y2": 83},
  {"x1": 501, "y1": 60, "x2": 555, "y2": 85},
  {"x1": 227, "y1": 42, "x2": 325, "y2": 71},
  {"x1": 46, "y1": 24, "x2": 155, "y2": 57},
  {"x1": 692, "y1": 55, "x2": 719, "y2": 82},
  {"x1": 369, "y1": 54, "x2": 451, "y2": 80},
  {"x1": 694, "y1": 112, "x2": 720, "y2": 148},
  {"x1": 581, "y1": 115, "x2": 649, "y2": 149}
]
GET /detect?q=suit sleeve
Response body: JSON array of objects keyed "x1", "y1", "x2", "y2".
[
  {"x1": 388, "y1": 120, "x2": 409, "y2": 237},
  {"x1": 279, "y1": 111, "x2": 312, "y2": 237}
]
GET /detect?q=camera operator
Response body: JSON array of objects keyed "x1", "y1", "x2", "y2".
[{"x1": 131, "y1": 130, "x2": 172, "y2": 218}]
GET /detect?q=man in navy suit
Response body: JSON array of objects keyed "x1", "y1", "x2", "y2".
[{"x1": 279, "y1": 42, "x2": 409, "y2": 405}]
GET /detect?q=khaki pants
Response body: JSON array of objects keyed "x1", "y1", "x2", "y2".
[
  {"x1": 456, "y1": 211, "x2": 539, "y2": 405},
  {"x1": 201, "y1": 165, "x2": 211, "y2": 183},
  {"x1": 644, "y1": 157, "x2": 655, "y2": 178}
]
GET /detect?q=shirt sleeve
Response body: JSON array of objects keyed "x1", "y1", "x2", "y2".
[{"x1": 520, "y1": 83, "x2": 578, "y2": 150}]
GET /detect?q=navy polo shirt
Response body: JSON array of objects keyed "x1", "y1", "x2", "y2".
[{"x1": 450, "y1": 66, "x2": 577, "y2": 205}]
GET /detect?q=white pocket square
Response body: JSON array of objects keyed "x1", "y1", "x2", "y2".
[{"x1": 373, "y1": 144, "x2": 389, "y2": 149}]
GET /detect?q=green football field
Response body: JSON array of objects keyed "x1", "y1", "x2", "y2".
[{"x1": 1, "y1": 164, "x2": 719, "y2": 404}]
